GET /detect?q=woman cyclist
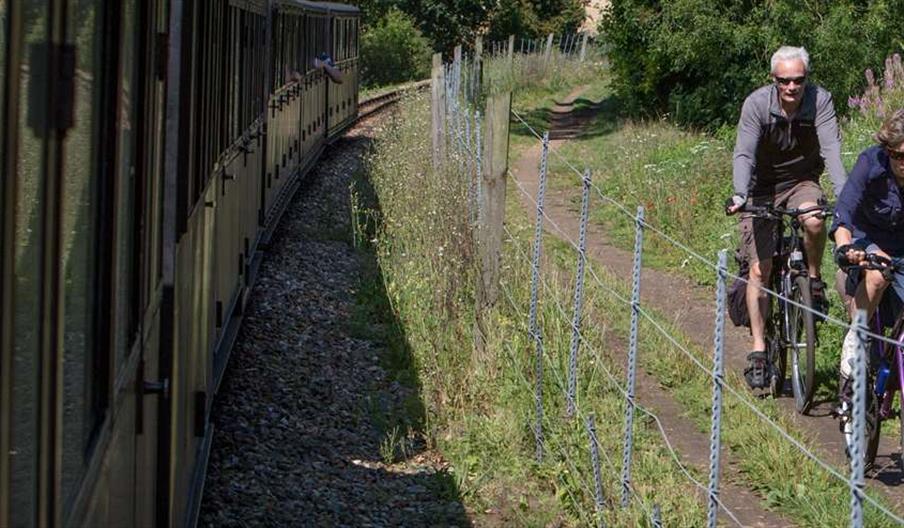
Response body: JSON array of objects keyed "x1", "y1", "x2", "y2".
[{"x1": 831, "y1": 109, "x2": 904, "y2": 410}]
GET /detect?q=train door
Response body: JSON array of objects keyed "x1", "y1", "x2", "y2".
[
  {"x1": 1, "y1": 0, "x2": 166, "y2": 526},
  {"x1": 134, "y1": 0, "x2": 169, "y2": 526}
]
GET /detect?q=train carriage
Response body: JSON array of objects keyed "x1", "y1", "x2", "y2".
[{"x1": 0, "y1": 1, "x2": 360, "y2": 526}]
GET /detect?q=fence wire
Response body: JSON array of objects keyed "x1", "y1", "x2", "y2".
[
  {"x1": 432, "y1": 45, "x2": 904, "y2": 527},
  {"x1": 504, "y1": 146, "x2": 904, "y2": 526}
]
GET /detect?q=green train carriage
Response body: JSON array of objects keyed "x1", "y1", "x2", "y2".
[{"x1": 0, "y1": 1, "x2": 359, "y2": 526}]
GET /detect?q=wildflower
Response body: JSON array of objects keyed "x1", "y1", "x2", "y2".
[
  {"x1": 848, "y1": 96, "x2": 862, "y2": 109},
  {"x1": 865, "y1": 68, "x2": 876, "y2": 87}
]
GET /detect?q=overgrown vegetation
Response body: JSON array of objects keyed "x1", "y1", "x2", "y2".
[
  {"x1": 357, "y1": 0, "x2": 588, "y2": 89},
  {"x1": 354, "y1": 46, "x2": 904, "y2": 524},
  {"x1": 358, "y1": 0, "x2": 585, "y2": 54},
  {"x1": 360, "y1": 9, "x2": 433, "y2": 88},
  {"x1": 599, "y1": 0, "x2": 904, "y2": 129},
  {"x1": 354, "y1": 86, "x2": 715, "y2": 524}
]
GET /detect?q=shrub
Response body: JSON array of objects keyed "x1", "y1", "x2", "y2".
[
  {"x1": 599, "y1": 0, "x2": 904, "y2": 129},
  {"x1": 360, "y1": 9, "x2": 433, "y2": 88},
  {"x1": 485, "y1": 0, "x2": 585, "y2": 42}
]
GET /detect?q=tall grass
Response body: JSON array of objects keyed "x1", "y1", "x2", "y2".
[
  {"x1": 357, "y1": 93, "x2": 712, "y2": 525},
  {"x1": 355, "y1": 52, "x2": 904, "y2": 526},
  {"x1": 520, "y1": 55, "x2": 904, "y2": 523}
]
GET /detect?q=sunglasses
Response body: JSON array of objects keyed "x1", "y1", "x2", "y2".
[
  {"x1": 775, "y1": 75, "x2": 807, "y2": 86},
  {"x1": 886, "y1": 148, "x2": 904, "y2": 160}
]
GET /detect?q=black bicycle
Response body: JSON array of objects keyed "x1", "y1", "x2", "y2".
[
  {"x1": 837, "y1": 253, "x2": 904, "y2": 472},
  {"x1": 739, "y1": 203, "x2": 832, "y2": 413}
]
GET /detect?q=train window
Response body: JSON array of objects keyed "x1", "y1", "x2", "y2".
[
  {"x1": 60, "y1": 0, "x2": 107, "y2": 515},
  {"x1": 115, "y1": 0, "x2": 141, "y2": 360},
  {"x1": 230, "y1": 8, "x2": 239, "y2": 139},
  {"x1": 11, "y1": 2, "x2": 49, "y2": 525}
]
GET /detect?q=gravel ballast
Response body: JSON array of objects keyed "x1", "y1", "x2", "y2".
[{"x1": 200, "y1": 115, "x2": 470, "y2": 527}]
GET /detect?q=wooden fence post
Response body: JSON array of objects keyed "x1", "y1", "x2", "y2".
[
  {"x1": 431, "y1": 53, "x2": 446, "y2": 171},
  {"x1": 544, "y1": 33, "x2": 554, "y2": 63},
  {"x1": 474, "y1": 36, "x2": 483, "y2": 101},
  {"x1": 507, "y1": 34, "x2": 515, "y2": 63},
  {"x1": 475, "y1": 91, "x2": 512, "y2": 353},
  {"x1": 580, "y1": 33, "x2": 588, "y2": 62}
]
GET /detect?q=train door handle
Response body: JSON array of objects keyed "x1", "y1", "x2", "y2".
[{"x1": 143, "y1": 379, "x2": 170, "y2": 399}]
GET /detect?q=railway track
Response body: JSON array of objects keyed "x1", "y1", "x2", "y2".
[{"x1": 356, "y1": 79, "x2": 431, "y2": 120}]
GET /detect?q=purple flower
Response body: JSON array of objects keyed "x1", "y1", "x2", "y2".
[
  {"x1": 848, "y1": 96, "x2": 862, "y2": 109},
  {"x1": 865, "y1": 68, "x2": 876, "y2": 87}
]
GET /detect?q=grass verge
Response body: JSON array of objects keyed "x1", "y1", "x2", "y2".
[{"x1": 355, "y1": 92, "x2": 712, "y2": 525}]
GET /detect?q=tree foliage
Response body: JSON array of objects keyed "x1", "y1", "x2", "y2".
[
  {"x1": 600, "y1": 0, "x2": 904, "y2": 129},
  {"x1": 485, "y1": 0, "x2": 586, "y2": 42},
  {"x1": 357, "y1": 0, "x2": 586, "y2": 54},
  {"x1": 358, "y1": 0, "x2": 493, "y2": 53},
  {"x1": 360, "y1": 8, "x2": 433, "y2": 87}
]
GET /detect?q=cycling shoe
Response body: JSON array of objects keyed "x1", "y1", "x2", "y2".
[{"x1": 744, "y1": 351, "x2": 769, "y2": 389}]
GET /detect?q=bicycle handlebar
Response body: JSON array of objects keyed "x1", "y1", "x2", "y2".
[
  {"x1": 839, "y1": 252, "x2": 904, "y2": 282},
  {"x1": 739, "y1": 202, "x2": 833, "y2": 220}
]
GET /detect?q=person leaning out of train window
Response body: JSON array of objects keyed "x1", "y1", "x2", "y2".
[
  {"x1": 831, "y1": 108, "x2": 904, "y2": 412},
  {"x1": 288, "y1": 53, "x2": 343, "y2": 84},
  {"x1": 314, "y1": 52, "x2": 343, "y2": 84}
]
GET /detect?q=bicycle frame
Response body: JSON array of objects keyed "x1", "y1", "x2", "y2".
[{"x1": 770, "y1": 215, "x2": 809, "y2": 348}]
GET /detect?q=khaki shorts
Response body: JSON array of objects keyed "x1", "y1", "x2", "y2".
[{"x1": 739, "y1": 180, "x2": 825, "y2": 263}]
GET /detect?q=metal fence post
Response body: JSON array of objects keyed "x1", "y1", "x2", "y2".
[
  {"x1": 534, "y1": 334, "x2": 545, "y2": 462},
  {"x1": 586, "y1": 414, "x2": 606, "y2": 528},
  {"x1": 850, "y1": 309, "x2": 868, "y2": 528},
  {"x1": 652, "y1": 504, "x2": 662, "y2": 528},
  {"x1": 620, "y1": 205, "x2": 644, "y2": 507},
  {"x1": 706, "y1": 250, "x2": 728, "y2": 528},
  {"x1": 528, "y1": 132, "x2": 550, "y2": 462},
  {"x1": 474, "y1": 110, "x2": 483, "y2": 227},
  {"x1": 465, "y1": 108, "x2": 475, "y2": 221},
  {"x1": 528, "y1": 132, "x2": 550, "y2": 345},
  {"x1": 567, "y1": 169, "x2": 592, "y2": 417}
]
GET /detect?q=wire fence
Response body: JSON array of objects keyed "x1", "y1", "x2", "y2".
[{"x1": 432, "y1": 40, "x2": 904, "y2": 527}]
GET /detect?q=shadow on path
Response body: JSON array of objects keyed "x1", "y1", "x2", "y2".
[{"x1": 200, "y1": 123, "x2": 470, "y2": 527}]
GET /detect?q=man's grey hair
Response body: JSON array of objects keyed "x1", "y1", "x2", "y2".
[{"x1": 771, "y1": 46, "x2": 810, "y2": 73}]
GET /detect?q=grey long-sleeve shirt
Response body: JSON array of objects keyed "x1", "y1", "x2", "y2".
[{"x1": 732, "y1": 83, "x2": 847, "y2": 199}]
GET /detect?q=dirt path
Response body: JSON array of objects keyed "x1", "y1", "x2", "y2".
[{"x1": 510, "y1": 86, "x2": 903, "y2": 525}]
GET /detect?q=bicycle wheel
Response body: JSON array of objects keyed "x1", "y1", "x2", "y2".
[
  {"x1": 769, "y1": 330, "x2": 787, "y2": 399},
  {"x1": 788, "y1": 275, "x2": 817, "y2": 413},
  {"x1": 866, "y1": 394, "x2": 881, "y2": 469},
  {"x1": 899, "y1": 404, "x2": 904, "y2": 476},
  {"x1": 842, "y1": 381, "x2": 882, "y2": 469},
  {"x1": 889, "y1": 317, "x2": 904, "y2": 476}
]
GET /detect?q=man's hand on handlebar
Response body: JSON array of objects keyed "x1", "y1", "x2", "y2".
[{"x1": 724, "y1": 194, "x2": 746, "y2": 215}]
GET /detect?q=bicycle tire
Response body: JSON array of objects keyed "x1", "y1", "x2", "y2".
[
  {"x1": 843, "y1": 378, "x2": 882, "y2": 469},
  {"x1": 899, "y1": 405, "x2": 904, "y2": 477},
  {"x1": 888, "y1": 316, "x2": 904, "y2": 477},
  {"x1": 866, "y1": 393, "x2": 881, "y2": 469},
  {"x1": 789, "y1": 275, "x2": 817, "y2": 414},
  {"x1": 769, "y1": 331, "x2": 787, "y2": 399}
]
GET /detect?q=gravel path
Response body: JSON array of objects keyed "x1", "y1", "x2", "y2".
[{"x1": 200, "y1": 115, "x2": 470, "y2": 527}]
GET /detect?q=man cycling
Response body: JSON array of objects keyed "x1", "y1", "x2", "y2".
[
  {"x1": 832, "y1": 108, "x2": 904, "y2": 409},
  {"x1": 726, "y1": 46, "x2": 847, "y2": 389}
]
